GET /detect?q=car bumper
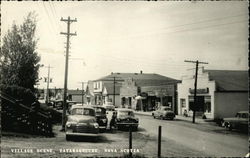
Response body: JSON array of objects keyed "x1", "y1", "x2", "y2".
[
  {"x1": 99, "y1": 126, "x2": 107, "y2": 129},
  {"x1": 66, "y1": 132, "x2": 99, "y2": 137},
  {"x1": 117, "y1": 123, "x2": 138, "y2": 127}
]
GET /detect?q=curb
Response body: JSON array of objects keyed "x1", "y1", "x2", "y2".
[{"x1": 135, "y1": 112, "x2": 218, "y2": 126}]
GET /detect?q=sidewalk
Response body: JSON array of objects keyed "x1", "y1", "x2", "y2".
[{"x1": 134, "y1": 111, "x2": 217, "y2": 125}]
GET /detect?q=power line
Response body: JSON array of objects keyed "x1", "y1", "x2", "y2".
[{"x1": 150, "y1": 13, "x2": 246, "y2": 33}]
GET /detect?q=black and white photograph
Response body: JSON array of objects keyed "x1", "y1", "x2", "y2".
[{"x1": 0, "y1": 1, "x2": 248, "y2": 157}]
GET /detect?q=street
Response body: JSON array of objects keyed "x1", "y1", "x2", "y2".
[
  {"x1": 137, "y1": 114, "x2": 248, "y2": 157},
  {"x1": 1, "y1": 114, "x2": 248, "y2": 157}
]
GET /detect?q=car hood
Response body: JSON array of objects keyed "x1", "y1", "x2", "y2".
[{"x1": 67, "y1": 115, "x2": 96, "y2": 123}]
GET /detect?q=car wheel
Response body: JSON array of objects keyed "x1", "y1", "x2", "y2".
[
  {"x1": 153, "y1": 114, "x2": 156, "y2": 119},
  {"x1": 66, "y1": 135, "x2": 71, "y2": 141},
  {"x1": 225, "y1": 122, "x2": 232, "y2": 131}
]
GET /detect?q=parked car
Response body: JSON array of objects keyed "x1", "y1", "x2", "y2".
[
  {"x1": 65, "y1": 105, "x2": 99, "y2": 140},
  {"x1": 222, "y1": 111, "x2": 248, "y2": 131},
  {"x1": 152, "y1": 106, "x2": 175, "y2": 120},
  {"x1": 92, "y1": 106, "x2": 108, "y2": 131},
  {"x1": 52, "y1": 100, "x2": 77, "y2": 110},
  {"x1": 115, "y1": 108, "x2": 139, "y2": 130}
]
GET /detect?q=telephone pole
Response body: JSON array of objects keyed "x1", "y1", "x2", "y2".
[
  {"x1": 60, "y1": 16, "x2": 77, "y2": 131},
  {"x1": 45, "y1": 65, "x2": 53, "y2": 104},
  {"x1": 113, "y1": 77, "x2": 116, "y2": 107},
  {"x1": 184, "y1": 60, "x2": 208, "y2": 123},
  {"x1": 79, "y1": 82, "x2": 87, "y2": 105}
]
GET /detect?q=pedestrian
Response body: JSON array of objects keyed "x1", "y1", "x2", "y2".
[{"x1": 110, "y1": 111, "x2": 117, "y2": 131}]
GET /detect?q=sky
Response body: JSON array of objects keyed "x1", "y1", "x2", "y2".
[{"x1": 1, "y1": 1, "x2": 248, "y2": 90}]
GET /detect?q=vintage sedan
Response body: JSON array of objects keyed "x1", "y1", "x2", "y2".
[
  {"x1": 116, "y1": 108, "x2": 139, "y2": 131},
  {"x1": 92, "y1": 106, "x2": 108, "y2": 131},
  {"x1": 65, "y1": 105, "x2": 99, "y2": 140},
  {"x1": 152, "y1": 106, "x2": 175, "y2": 120},
  {"x1": 222, "y1": 111, "x2": 248, "y2": 131}
]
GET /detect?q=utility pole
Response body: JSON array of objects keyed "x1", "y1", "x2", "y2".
[
  {"x1": 45, "y1": 65, "x2": 53, "y2": 104},
  {"x1": 113, "y1": 77, "x2": 116, "y2": 107},
  {"x1": 79, "y1": 82, "x2": 87, "y2": 105},
  {"x1": 60, "y1": 16, "x2": 77, "y2": 131},
  {"x1": 184, "y1": 60, "x2": 208, "y2": 123}
]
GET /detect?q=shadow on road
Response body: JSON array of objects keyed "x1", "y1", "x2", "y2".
[{"x1": 66, "y1": 135, "x2": 115, "y2": 143}]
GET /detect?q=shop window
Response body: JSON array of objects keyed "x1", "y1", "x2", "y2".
[
  {"x1": 204, "y1": 96, "x2": 211, "y2": 113},
  {"x1": 180, "y1": 99, "x2": 186, "y2": 108}
]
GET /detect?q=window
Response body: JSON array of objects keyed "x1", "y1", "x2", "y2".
[{"x1": 180, "y1": 99, "x2": 186, "y2": 108}]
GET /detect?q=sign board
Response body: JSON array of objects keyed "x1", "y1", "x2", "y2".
[{"x1": 189, "y1": 88, "x2": 209, "y2": 94}]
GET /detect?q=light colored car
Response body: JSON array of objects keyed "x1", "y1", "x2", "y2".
[
  {"x1": 65, "y1": 105, "x2": 99, "y2": 140},
  {"x1": 222, "y1": 111, "x2": 248, "y2": 131},
  {"x1": 116, "y1": 108, "x2": 139, "y2": 130},
  {"x1": 152, "y1": 106, "x2": 175, "y2": 120}
]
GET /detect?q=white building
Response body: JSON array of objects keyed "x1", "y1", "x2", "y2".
[{"x1": 178, "y1": 68, "x2": 248, "y2": 119}]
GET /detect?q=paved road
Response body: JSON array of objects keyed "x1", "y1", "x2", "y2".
[{"x1": 137, "y1": 114, "x2": 248, "y2": 157}]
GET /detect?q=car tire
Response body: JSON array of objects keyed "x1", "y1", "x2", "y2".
[{"x1": 66, "y1": 135, "x2": 71, "y2": 141}]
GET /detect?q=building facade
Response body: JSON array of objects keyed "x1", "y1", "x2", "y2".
[
  {"x1": 120, "y1": 77, "x2": 179, "y2": 113},
  {"x1": 93, "y1": 71, "x2": 180, "y2": 112},
  {"x1": 177, "y1": 68, "x2": 248, "y2": 119}
]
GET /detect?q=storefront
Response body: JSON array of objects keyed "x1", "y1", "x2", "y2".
[
  {"x1": 178, "y1": 68, "x2": 248, "y2": 119},
  {"x1": 140, "y1": 85, "x2": 177, "y2": 112}
]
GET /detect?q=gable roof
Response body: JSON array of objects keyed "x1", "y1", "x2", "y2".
[
  {"x1": 96, "y1": 72, "x2": 180, "y2": 86},
  {"x1": 205, "y1": 70, "x2": 248, "y2": 91},
  {"x1": 86, "y1": 81, "x2": 94, "y2": 96},
  {"x1": 103, "y1": 82, "x2": 122, "y2": 95}
]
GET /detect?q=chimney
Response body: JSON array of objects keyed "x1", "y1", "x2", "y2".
[{"x1": 140, "y1": 70, "x2": 143, "y2": 74}]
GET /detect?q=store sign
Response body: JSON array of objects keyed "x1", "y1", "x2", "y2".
[{"x1": 189, "y1": 88, "x2": 209, "y2": 94}]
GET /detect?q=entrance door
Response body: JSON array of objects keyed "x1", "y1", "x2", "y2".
[{"x1": 196, "y1": 96, "x2": 204, "y2": 112}]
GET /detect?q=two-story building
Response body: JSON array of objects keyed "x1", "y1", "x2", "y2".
[
  {"x1": 120, "y1": 74, "x2": 180, "y2": 113},
  {"x1": 93, "y1": 71, "x2": 180, "y2": 112},
  {"x1": 177, "y1": 67, "x2": 248, "y2": 119}
]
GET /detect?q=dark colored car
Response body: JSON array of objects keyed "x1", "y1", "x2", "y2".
[
  {"x1": 115, "y1": 108, "x2": 139, "y2": 131},
  {"x1": 222, "y1": 111, "x2": 248, "y2": 131},
  {"x1": 152, "y1": 106, "x2": 175, "y2": 120},
  {"x1": 52, "y1": 100, "x2": 77, "y2": 110},
  {"x1": 92, "y1": 106, "x2": 108, "y2": 131},
  {"x1": 65, "y1": 105, "x2": 99, "y2": 140}
]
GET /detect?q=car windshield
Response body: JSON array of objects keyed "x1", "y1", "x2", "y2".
[
  {"x1": 94, "y1": 107, "x2": 106, "y2": 115},
  {"x1": 118, "y1": 111, "x2": 134, "y2": 117},
  {"x1": 71, "y1": 108, "x2": 95, "y2": 116}
]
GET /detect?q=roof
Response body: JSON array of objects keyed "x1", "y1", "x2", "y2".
[
  {"x1": 103, "y1": 82, "x2": 122, "y2": 95},
  {"x1": 204, "y1": 70, "x2": 248, "y2": 91},
  {"x1": 86, "y1": 81, "x2": 94, "y2": 96},
  {"x1": 67, "y1": 89, "x2": 84, "y2": 95},
  {"x1": 96, "y1": 72, "x2": 180, "y2": 86}
]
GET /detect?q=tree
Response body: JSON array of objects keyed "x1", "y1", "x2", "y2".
[{"x1": 0, "y1": 12, "x2": 41, "y2": 92}]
